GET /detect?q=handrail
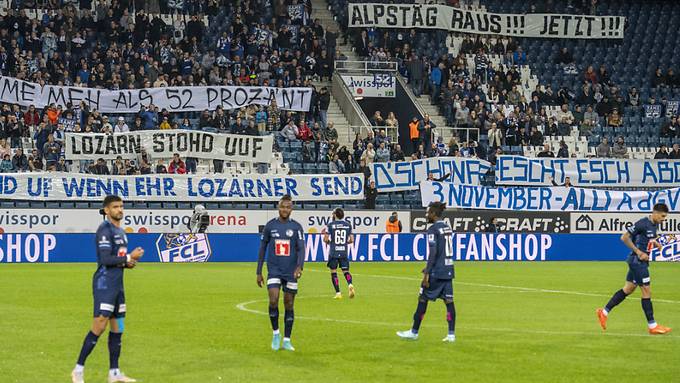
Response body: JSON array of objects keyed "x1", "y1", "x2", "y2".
[{"x1": 335, "y1": 60, "x2": 399, "y2": 74}]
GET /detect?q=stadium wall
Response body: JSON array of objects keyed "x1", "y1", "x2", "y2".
[{"x1": 1, "y1": 233, "x2": 678, "y2": 263}]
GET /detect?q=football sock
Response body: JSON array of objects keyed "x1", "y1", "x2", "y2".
[
  {"x1": 344, "y1": 271, "x2": 353, "y2": 285},
  {"x1": 331, "y1": 272, "x2": 340, "y2": 293},
  {"x1": 604, "y1": 289, "x2": 628, "y2": 314},
  {"x1": 76, "y1": 331, "x2": 100, "y2": 366},
  {"x1": 108, "y1": 332, "x2": 122, "y2": 370},
  {"x1": 446, "y1": 301, "x2": 456, "y2": 335},
  {"x1": 641, "y1": 298, "x2": 656, "y2": 327},
  {"x1": 269, "y1": 305, "x2": 279, "y2": 331},
  {"x1": 412, "y1": 300, "x2": 428, "y2": 334},
  {"x1": 284, "y1": 310, "x2": 294, "y2": 338}
]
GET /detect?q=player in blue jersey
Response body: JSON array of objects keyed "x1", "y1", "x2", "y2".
[
  {"x1": 257, "y1": 195, "x2": 306, "y2": 351},
  {"x1": 397, "y1": 202, "x2": 456, "y2": 342},
  {"x1": 323, "y1": 208, "x2": 355, "y2": 299},
  {"x1": 597, "y1": 203, "x2": 672, "y2": 335},
  {"x1": 71, "y1": 195, "x2": 144, "y2": 383}
]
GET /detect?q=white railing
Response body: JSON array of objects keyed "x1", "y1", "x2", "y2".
[
  {"x1": 335, "y1": 60, "x2": 399, "y2": 74},
  {"x1": 350, "y1": 125, "x2": 400, "y2": 144}
]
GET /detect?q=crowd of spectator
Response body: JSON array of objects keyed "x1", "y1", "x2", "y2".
[
  {"x1": 0, "y1": 0, "x2": 350, "y2": 174},
  {"x1": 346, "y1": 21, "x2": 680, "y2": 161}
]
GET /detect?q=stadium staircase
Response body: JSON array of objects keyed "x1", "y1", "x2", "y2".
[{"x1": 310, "y1": 0, "x2": 360, "y2": 148}]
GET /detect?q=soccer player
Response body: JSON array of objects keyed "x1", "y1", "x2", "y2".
[
  {"x1": 256, "y1": 195, "x2": 305, "y2": 351},
  {"x1": 323, "y1": 208, "x2": 355, "y2": 299},
  {"x1": 397, "y1": 202, "x2": 456, "y2": 342},
  {"x1": 596, "y1": 203, "x2": 672, "y2": 335},
  {"x1": 71, "y1": 195, "x2": 144, "y2": 383}
]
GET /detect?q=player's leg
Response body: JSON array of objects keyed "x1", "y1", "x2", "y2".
[
  {"x1": 442, "y1": 281, "x2": 456, "y2": 342},
  {"x1": 282, "y1": 287, "x2": 297, "y2": 351},
  {"x1": 341, "y1": 258, "x2": 355, "y2": 299},
  {"x1": 639, "y1": 273, "x2": 672, "y2": 334},
  {"x1": 327, "y1": 258, "x2": 341, "y2": 298},
  {"x1": 266, "y1": 278, "x2": 282, "y2": 350},
  {"x1": 398, "y1": 283, "x2": 432, "y2": 340},
  {"x1": 72, "y1": 315, "x2": 108, "y2": 383},
  {"x1": 597, "y1": 274, "x2": 637, "y2": 330},
  {"x1": 107, "y1": 292, "x2": 136, "y2": 383}
]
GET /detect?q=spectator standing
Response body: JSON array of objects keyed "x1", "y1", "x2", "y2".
[
  {"x1": 385, "y1": 212, "x2": 403, "y2": 233},
  {"x1": 42, "y1": 134, "x2": 61, "y2": 169},
  {"x1": 430, "y1": 62, "x2": 443, "y2": 104},
  {"x1": 364, "y1": 180, "x2": 377, "y2": 209},
  {"x1": 407, "y1": 54, "x2": 425, "y2": 97},
  {"x1": 318, "y1": 87, "x2": 330, "y2": 128},
  {"x1": 409, "y1": 117, "x2": 420, "y2": 154},
  {"x1": 168, "y1": 154, "x2": 187, "y2": 174}
]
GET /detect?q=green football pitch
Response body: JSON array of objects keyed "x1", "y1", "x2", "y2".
[{"x1": 1, "y1": 262, "x2": 679, "y2": 383}]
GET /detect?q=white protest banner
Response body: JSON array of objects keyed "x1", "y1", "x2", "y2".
[
  {"x1": 348, "y1": 3, "x2": 625, "y2": 39},
  {"x1": 0, "y1": 209, "x2": 409, "y2": 234},
  {"x1": 341, "y1": 74, "x2": 396, "y2": 98},
  {"x1": 371, "y1": 157, "x2": 491, "y2": 192},
  {"x1": 666, "y1": 100, "x2": 680, "y2": 118},
  {"x1": 420, "y1": 181, "x2": 680, "y2": 212},
  {"x1": 570, "y1": 212, "x2": 680, "y2": 234},
  {"x1": 495, "y1": 156, "x2": 680, "y2": 187},
  {"x1": 0, "y1": 173, "x2": 364, "y2": 201},
  {"x1": 65, "y1": 130, "x2": 274, "y2": 162},
  {"x1": 0, "y1": 76, "x2": 312, "y2": 112}
]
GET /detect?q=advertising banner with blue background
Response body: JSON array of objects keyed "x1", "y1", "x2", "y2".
[
  {"x1": 420, "y1": 181, "x2": 680, "y2": 212},
  {"x1": 0, "y1": 173, "x2": 364, "y2": 201},
  {"x1": 495, "y1": 155, "x2": 680, "y2": 187},
  {"x1": 371, "y1": 157, "x2": 490, "y2": 192},
  {"x1": 1, "y1": 233, "x2": 678, "y2": 263}
]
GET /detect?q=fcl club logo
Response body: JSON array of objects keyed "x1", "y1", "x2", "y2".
[
  {"x1": 156, "y1": 233, "x2": 212, "y2": 263},
  {"x1": 649, "y1": 234, "x2": 680, "y2": 262}
]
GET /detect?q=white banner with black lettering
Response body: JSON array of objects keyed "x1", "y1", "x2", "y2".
[
  {"x1": 495, "y1": 156, "x2": 680, "y2": 187},
  {"x1": 0, "y1": 209, "x2": 409, "y2": 234},
  {"x1": 420, "y1": 181, "x2": 680, "y2": 212},
  {"x1": 371, "y1": 157, "x2": 491, "y2": 192},
  {"x1": 0, "y1": 76, "x2": 312, "y2": 112},
  {"x1": 65, "y1": 130, "x2": 273, "y2": 162},
  {"x1": 349, "y1": 3, "x2": 625, "y2": 39},
  {"x1": 341, "y1": 74, "x2": 396, "y2": 98},
  {"x1": 0, "y1": 173, "x2": 364, "y2": 201}
]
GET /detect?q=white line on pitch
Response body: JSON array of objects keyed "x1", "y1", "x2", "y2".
[
  {"x1": 304, "y1": 269, "x2": 680, "y2": 304},
  {"x1": 234, "y1": 298, "x2": 677, "y2": 340}
]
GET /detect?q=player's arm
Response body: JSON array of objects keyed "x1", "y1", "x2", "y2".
[
  {"x1": 421, "y1": 232, "x2": 439, "y2": 287},
  {"x1": 294, "y1": 226, "x2": 305, "y2": 278},
  {"x1": 323, "y1": 227, "x2": 330, "y2": 244},
  {"x1": 621, "y1": 224, "x2": 648, "y2": 260},
  {"x1": 96, "y1": 230, "x2": 142, "y2": 266},
  {"x1": 347, "y1": 233, "x2": 354, "y2": 244},
  {"x1": 256, "y1": 225, "x2": 271, "y2": 286}
]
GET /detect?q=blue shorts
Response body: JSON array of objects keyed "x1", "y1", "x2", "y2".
[
  {"x1": 327, "y1": 257, "x2": 350, "y2": 270},
  {"x1": 267, "y1": 275, "x2": 298, "y2": 295},
  {"x1": 626, "y1": 263, "x2": 651, "y2": 286},
  {"x1": 420, "y1": 278, "x2": 454, "y2": 301},
  {"x1": 93, "y1": 288, "x2": 126, "y2": 318}
]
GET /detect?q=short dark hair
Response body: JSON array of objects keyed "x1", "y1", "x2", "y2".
[
  {"x1": 103, "y1": 195, "x2": 122, "y2": 208},
  {"x1": 653, "y1": 203, "x2": 669, "y2": 213},
  {"x1": 280, "y1": 194, "x2": 293, "y2": 203},
  {"x1": 428, "y1": 201, "x2": 446, "y2": 218},
  {"x1": 333, "y1": 207, "x2": 344, "y2": 219}
]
